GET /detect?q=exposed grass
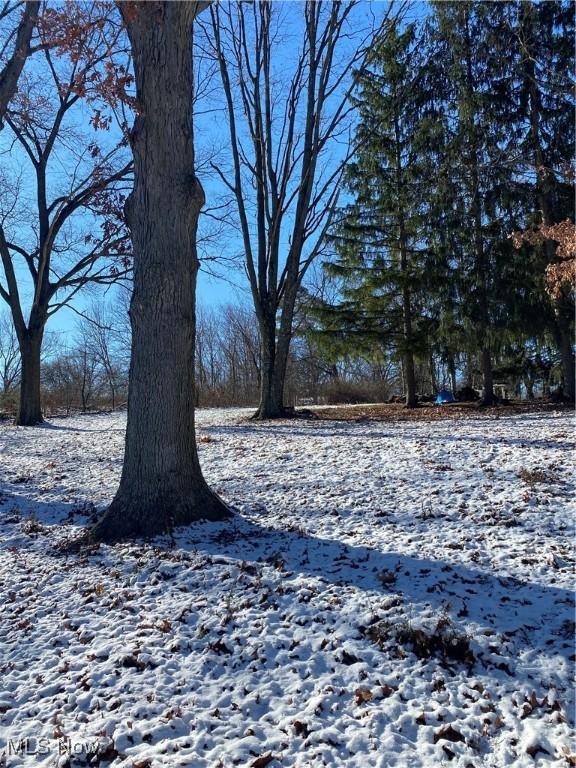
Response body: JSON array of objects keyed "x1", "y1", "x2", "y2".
[
  {"x1": 311, "y1": 401, "x2": 573, "y2": 423},
  {"x1": 518, "y1": 466, "x2": 555, "y2": 486}
]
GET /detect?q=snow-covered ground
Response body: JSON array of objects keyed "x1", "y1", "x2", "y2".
[{"x1": 0, "y1": 407, "x2": 574, "y2": 768}]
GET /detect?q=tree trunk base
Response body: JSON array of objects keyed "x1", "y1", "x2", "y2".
[
  {"x1": 15, "y1": 409, "x2": 44, "y2": 427},
  {"x1": 251, "y1": 405, "x2": 291, "y2": 420},
  {"x1": 251, "y1": 405, "x2": 319, "y2": 421},
  {"x1": 90, "y1": 486, "x2": 233, "y2": 544}
]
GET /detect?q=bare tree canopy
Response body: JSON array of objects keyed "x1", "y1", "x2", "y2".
[
  {"x1": 201, "y1": 0, "x2": 405, "y2": 418},
  {"x1": 0, "y1": 2, "x2": 132, "y2": 424}
]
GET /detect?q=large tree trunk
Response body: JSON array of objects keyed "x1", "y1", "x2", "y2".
[
  {"x1": 253, "y1": 275, "x2": 301, "y2": 420},
  {"x1": 480, "y1": 347, "x2": 495, "y2": 405},
  {"x1": 253, "y1": 315, "x2": 285, "y2": 419},
  {"x1": 92, "y1": 1, "x2": 230, "y2": 543},
  {"x1": 16, "y1": 330, "x2": 43, "y2": 426},
  {"x1": 273, "y1": 310, "x2": 294, "y2": 409},
  {"x1": 556, "y1": 320, "x2": 575, "y2": 402}
]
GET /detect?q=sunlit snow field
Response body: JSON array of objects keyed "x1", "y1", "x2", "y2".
[{"x1": 0, "y1": 407, "x2": 574, "y2": 768}]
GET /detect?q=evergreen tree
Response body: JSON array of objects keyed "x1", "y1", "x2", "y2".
[
  {"x1": 425, "y1": 1, "x2": 525, "y2": 405},
  {"x1": 319, "y1": 24, "x2": 431, "y2": 407},
  {"x1": 315, "y1": 3, "x2": 573, "y2": 406},
  {"x1": 513, "y1": 0, "x2": 575, "y2": 399}
]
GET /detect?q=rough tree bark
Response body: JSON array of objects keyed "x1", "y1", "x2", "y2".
[
  {"x1": 0, "y1": 1, "x2": 39, "y2": 127},
  {"x1": 92, "y1": 0, "x2": 230, "y2": 543},
  {"x1": 257, "y1": 316, "x2": 283, "y2": 419},
  {"x1": 18, "y1": 328, "x2": 44, "y2": 425}
]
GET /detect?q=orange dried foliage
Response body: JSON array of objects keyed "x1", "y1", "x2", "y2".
[
  {"x1": 37, "y1": 1, "x2": 136, "y2": 125},
  {"x1": 511, "y1": 219, "x2": 576, "y2": 299}
]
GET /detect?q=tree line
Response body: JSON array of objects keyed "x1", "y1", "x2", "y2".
[
  {"x1": 1, "y1": 1, "x2": 572, "y2": 428},
  {"x1": 0, "y1": 1, "x2": 573, "y2": 542},
  {"x1": 313, "y1": 0, "x2": 574, "y2": 407},
  {"x1": 1, "y1": 288, "x2": 568, "y2": 420}
]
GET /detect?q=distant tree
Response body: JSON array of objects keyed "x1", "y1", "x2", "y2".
[
  {"x1": 110, "y1": 286, "x2": 132, "y2": 370},
  {"x1": 69, "y1": 345, "x2": 99, "y2": 412},
  {"x1": 0, "y1": 3, "x2": 132, "y2": 425},
  {"x1": 318, "y1": 23, "x2": 430, "y2": 408},
  {"x1": 309, "y1": 2, "x2": 572, "y2": 405},
  {"x1": 78, "y1": 301, "x2": 128, "y2": 410},
  {"x1": 204, "y1": 0, "x2": 404, "y2": 418},
  {"x1": 42, "y1": 354, "x2": 76, "y2": 415},
  {"x1": 0, "y1": 309, "x2": 19, "y2": 394},
  {"x1": 425, "y1": 1, "x2": 524, "y2": 405},
  {"x1": 42, "y1": 341, "x2": 102, "y2": 414},
  {"x1": 511, "y1": 0, "x2": 575, "y2": 400},
  {"x1": 195, "y1": 303, "x2": 261, "y2": 406}
]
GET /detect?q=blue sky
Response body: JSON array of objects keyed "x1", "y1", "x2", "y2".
[{"x1": 0, "y1": 1, "x2": 430, "y2": 344}]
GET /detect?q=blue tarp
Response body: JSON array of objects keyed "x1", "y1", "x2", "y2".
[{"x1": 435, "y1": 389, "x2": 456, "y2": 404}]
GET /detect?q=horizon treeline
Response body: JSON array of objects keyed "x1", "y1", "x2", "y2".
[
  {"x1": 0, "y1": 1, "x2": 573, "y2": 421},
  {"x1": 311, "y1": 0, "x2": 574, "y2": 407}
]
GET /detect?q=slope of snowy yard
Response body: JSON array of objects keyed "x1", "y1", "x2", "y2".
[{"x1": 0, "y1": 406, "x2": 574, "y2": 768}]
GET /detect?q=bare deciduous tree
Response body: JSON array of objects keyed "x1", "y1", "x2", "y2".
[
  {"x1": 196, "y1": 303, "x2": 261, "y2": 406},
  {"x1": 0, "y1": 4, "x2": 132, "y2": 425},
  {"x1": 203, "y1": 0, "x2": 403, "y2": 418},
  {"x1": 77, "y1": 301, "x2": 127, "y2": 410},
  {"x1": 0, "y1": 307, "x2": 18, "y2": 394}
]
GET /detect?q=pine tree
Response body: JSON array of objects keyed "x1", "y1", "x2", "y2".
[
  {"x1": 316, "y1": 3, "x2": 573, "y2": 407},
  {"x1": 513, "y1": 0, "x2": 575, "y2": 400},
  {"x1": 319, "y1": 24, "x2": 431, "y2": 407},
  {"x1": 425, "y1": 1, "x2": 525, "y2": 405}
]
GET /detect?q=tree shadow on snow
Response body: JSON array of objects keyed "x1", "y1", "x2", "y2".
[
  {"x1": 1, "y1": 481, "x2": 572, "y2": 668},
  {"x1": 178, "y1": 513, "x2": 575, "y2": 667},
  {"x1": 182, "y1": 512, "x2": 575, "y2": 721},
  {"x1": 33, "y1": 421, "x2": 125, "y2": 434},
  {"x1": 0, "y1": 478, "x2": 573, "y2": 704},
  {"x1": 0, "y1": 486, "x2": 96, "y2": 529}
]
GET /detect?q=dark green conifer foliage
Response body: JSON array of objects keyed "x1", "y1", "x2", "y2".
[
  {"x1": 319, "y1": 24, "x2": 430, "y2": 407},
  {"x1": 313, "y1": 2, "x2": 573, "y2": 403},
  {"x1": 513, "y1": 0, "x2": 575, "y2": 399}
]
